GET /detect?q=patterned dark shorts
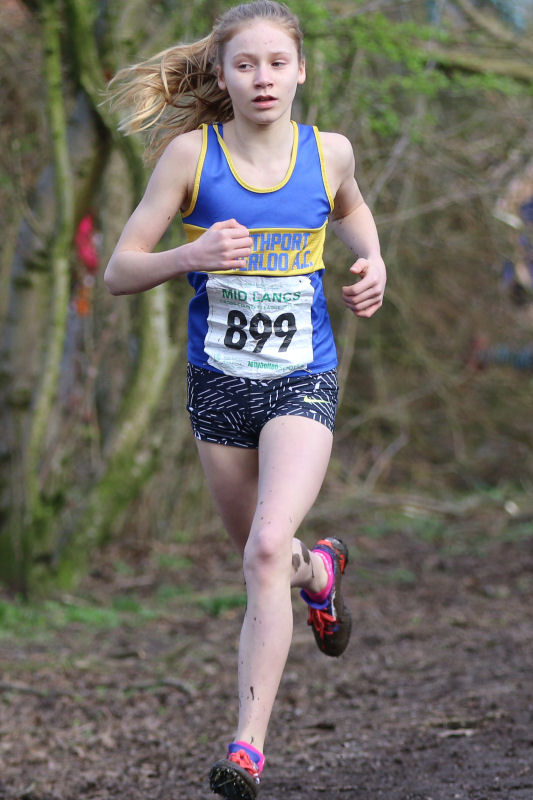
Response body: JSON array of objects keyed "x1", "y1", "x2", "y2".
[{"x1": 186, "y1": 363, "x2": 338, "y2": 449}]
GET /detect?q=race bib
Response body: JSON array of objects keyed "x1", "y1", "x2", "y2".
[{"x1": 205, "y1": 274, "x2": 314, "y2": 378}]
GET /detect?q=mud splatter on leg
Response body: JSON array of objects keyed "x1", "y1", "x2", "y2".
[{"x1": 301, "y1": 543, "x2": 313, "y2": 578}]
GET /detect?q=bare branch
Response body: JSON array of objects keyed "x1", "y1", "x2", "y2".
[
  {"x1": 453, "y1": 0, "x2": 533, "y2": 55},
  {"x1": 422, "y1": 43, "x2": 533, "y2": 82}
]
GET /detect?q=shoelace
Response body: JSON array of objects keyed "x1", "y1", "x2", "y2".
[
  {"x1": 228, "y1": 749, "x2": 260, "y2": 780},
  {"x1": 308, "y1": 605, "x2": 338, "y2": 641}
]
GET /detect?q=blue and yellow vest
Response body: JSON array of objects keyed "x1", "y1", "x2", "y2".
[{"x1": 183, "y1": 121, "x2": 338, "y2": 377}]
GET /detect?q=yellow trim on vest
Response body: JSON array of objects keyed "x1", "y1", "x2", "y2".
[
  {"x1": 212, "y1": 120, "x2": 299, "y2": 194},
  {"x1": 183, "y1": 220, "x2": 329, "y2": 277},
  {"x1": 313, "y1": 126, "x2": 334, "y2": 213},
  {"x1": 182, "y1": 124, "x2": 208, "y2": 218}
]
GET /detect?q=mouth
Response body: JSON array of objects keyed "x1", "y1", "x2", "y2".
[{"x1": 252, "y1": 95, "x2": 277, "y2": 106}]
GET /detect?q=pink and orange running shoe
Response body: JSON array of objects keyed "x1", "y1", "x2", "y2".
[
  {"x1": 300, "y1": 536, "x2": 352, "y2": 657},
  {"x1": 210, "y1": 740, "x2": 264, "y2": 799}
]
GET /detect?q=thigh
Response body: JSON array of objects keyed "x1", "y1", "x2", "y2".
[
  {"x1": 264, "y1": 369, "x2": 338, "y2": 435},
  {"x1": 196, "y1": 439, "x2": 259, "y2": 554},
  {"x1": 187, "y1": 363, "x2": 259, "y2": 448},
  {"x1": 254, "y1": 415, "x2": 333, "y2": 537}
]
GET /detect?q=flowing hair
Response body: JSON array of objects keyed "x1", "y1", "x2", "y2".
[{"x1": 106, "y1": 1, "x2": 304, "y2": 164}]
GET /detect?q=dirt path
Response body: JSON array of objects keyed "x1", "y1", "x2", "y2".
[{"x1": 1, "y1": 523, "x2": 532, "y2": 800}]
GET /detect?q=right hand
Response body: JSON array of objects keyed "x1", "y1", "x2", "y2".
[{"x1": 189, "y1": 219, "x2": 252, "y2": 272}]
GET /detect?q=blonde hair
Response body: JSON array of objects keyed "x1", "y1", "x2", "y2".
[{"x1": 107, "y1": 1, "x2": 304, "y2": 164}]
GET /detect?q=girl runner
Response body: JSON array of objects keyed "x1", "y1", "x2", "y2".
[{"x1": 105, "y1": 2, "x2": 386, "y2": 797}]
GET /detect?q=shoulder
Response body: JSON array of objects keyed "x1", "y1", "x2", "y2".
[
  {"x1": 145, "y1": 128, "x2": 205, "y2": 208},
  {"x1": 157, "y1": 128, "x2": 205, "y2": 171},
  {"x1": 316, "y1": 131, "x2": 355, "y2": 193},
  {"x1": 317, "y1": 131, "x2": 354, "y2": 170}
]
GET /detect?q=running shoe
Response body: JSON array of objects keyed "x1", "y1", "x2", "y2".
[
  {"x1": 209, "y1": 741, "x2": 264, "y2": 800},
  {"x1": 300, "y1": 536, "x2": 352, "y2": 657}
]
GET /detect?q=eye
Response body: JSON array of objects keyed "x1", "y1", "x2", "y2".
[{"x1": 237, "y1": 62, "x2": 253, "y2": 71}]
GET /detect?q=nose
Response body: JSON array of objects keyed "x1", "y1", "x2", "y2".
[{"x1": 254, "y1": 63, "x2": 273, "y2": 87}]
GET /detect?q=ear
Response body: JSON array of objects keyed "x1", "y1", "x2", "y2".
[
  {"x1": 217, "y1": 65, "x2": 226, "y2": 91},
  {"x1": 297, "y1": 58, "x2": 306, "y2": 86}
]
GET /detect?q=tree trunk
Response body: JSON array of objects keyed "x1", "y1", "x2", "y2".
[
  {"x1": 53, "y1": 285, "x2": 179, "y2": 584},
  {"x1": 0, "y1": 0, "x2": 179, "y2": 593},
  {"x1": 0, "y1": 0, "x2": 78, "y2": 593}
]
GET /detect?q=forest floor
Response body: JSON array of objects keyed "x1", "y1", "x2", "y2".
[{"x1": 1, "y1": 503, "x2": 532, "y2": 800}]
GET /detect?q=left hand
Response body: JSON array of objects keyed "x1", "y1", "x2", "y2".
[{"x1": 341, "y1": 256, "x2": 386, "y2": 318}]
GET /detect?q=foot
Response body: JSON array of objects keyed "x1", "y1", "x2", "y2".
[
  {"x1": 300, "y1": 536, "x2": 352, "y2": 657},
  {"x1": 210, "y1": 741, "x2": 264, "y2": 799}
]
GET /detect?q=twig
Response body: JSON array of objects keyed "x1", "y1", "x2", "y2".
[
  {"x1": 363, "y1": 432, "x2": 409, "y2": 491},
  {"x1": 374, "y1": 184, "x2": 496, "y2": 225},
  {"x1": 0, "y1": 681, "x2": 71, "y2": 698},
  {"x1": 307, "y1": 489, "x2": 495, "y2": 523},
  {"x1": 366, "y1": 132, "x2": 411, "y2": 207},
  {"x1": 120, "y1": 678, "x2": 196, "y2": 697},
  {"x1": 0, "y1": 677, "x2": 195, "y2": 699},
  {"x1": 335, "y1": 375, "x2": 457, "y2": 441},
  {"x1": 337, "y1": 130, "x2": 411, "y2": 408},
  {"x1": 0, "y1": 681, "x2": 45, "y2": 696}
]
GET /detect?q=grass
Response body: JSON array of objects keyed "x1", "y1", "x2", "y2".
[
  {"x1": 1, "y1": 492, "x2": 530, "y2": 638},
  {"x1": 0, "y1": 585, "x2": 248, "y2": 639},
  {"x1": 197, "y1": 590, "x2": 247, "y2": 617},
  {"x1": 360, "y1": 499, "x2": 533, "y2": 550},
  {"x1": 0, "y1": 598, "x2": 123, "y2": 637},
  {"x1": 347, "y1": 498, "x2": 533, "y2": 591}
]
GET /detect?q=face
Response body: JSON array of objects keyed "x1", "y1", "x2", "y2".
[{"x1": 217, "y1": 20, "x2": 306, "y2": 125}]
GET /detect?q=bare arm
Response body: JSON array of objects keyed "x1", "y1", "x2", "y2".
[
  {"x1": 320, "y1": 132, "x2": 386, "y2": 317},
  {"x1": 104, "y1": 131, "x2": 253, "y2": 296}
]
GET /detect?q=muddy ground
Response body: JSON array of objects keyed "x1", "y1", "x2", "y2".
[{"x1": 1, "y1": 511, "x2": 532, "y2": 800}]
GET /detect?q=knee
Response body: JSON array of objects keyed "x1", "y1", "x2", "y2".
[{"x1": 243, "y1": 525, "x2": 291, "y2": 586}]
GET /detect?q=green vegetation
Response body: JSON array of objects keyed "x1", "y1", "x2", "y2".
[
  {"x1": 0, "y1": 598, "x2": 123, "y2": 637},
  {"x1": 198, "y1": 591, "x2": 248, "y2": 618},
  {"x1": 1, "y1": 497, "x2": 531, "y2": 638}
]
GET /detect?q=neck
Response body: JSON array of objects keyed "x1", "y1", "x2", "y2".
[{"x1": 223, "y1": 114, "x2": 295, "y2": 164}]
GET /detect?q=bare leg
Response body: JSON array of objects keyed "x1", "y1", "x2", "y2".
[
  {"x1": 290, "y1": 537, "x2": 328, "y2": 593},
  {"x1": 195, "y1": 418, "x2": 333, "y2": 753},
  {"x1": 236, "y1": 416, "x2": 333, "y2": 751},
  {"x1": 195, "y1": 440, "x2": 258, "y2": 554},
  {"x1": 195, "y1": 439, "x2": 328, "y2": 590}
]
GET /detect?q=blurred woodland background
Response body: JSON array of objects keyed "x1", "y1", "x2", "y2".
[{"x1": 1, "y1": 0, "x2": 533, "y2": 597}]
